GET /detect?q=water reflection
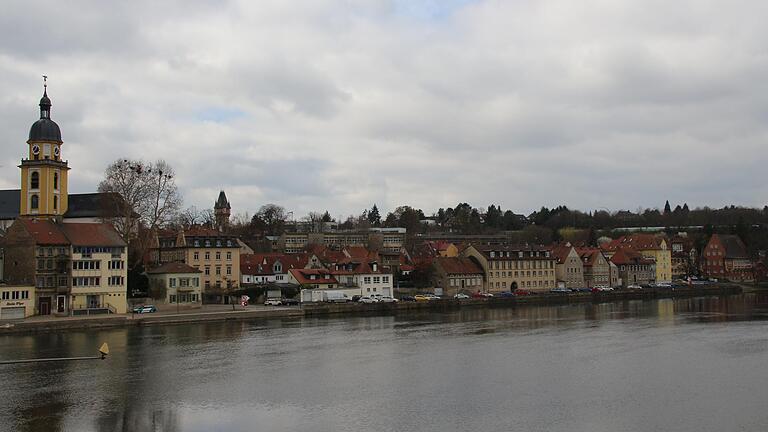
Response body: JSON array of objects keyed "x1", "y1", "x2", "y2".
[{"x1": 1, "y1": 293, "x2": 767, "y2": 432}]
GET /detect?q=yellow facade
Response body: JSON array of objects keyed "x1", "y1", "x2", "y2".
[
  {"x1": 0, "y1": 285, "x2": 36, "y2": 319},
  {"x1": 20, "y1": 141, "x2": 69, "y2": 217},
  {"x1": 462, "y1": 245, "x2": 557, "y2": 292},
  {"x1": 638, "y1": 245, "x2": 672, "y2": 283},
  {"x1": 70, "y1": 250, "x2": 128, "y2": 314},
  {"x1": 186, "y1": 247, "x2": 241, "y2": 291}
]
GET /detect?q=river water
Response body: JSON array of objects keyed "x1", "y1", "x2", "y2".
[{"x1": 1, "y1": 294, "x2": 768, "y2": 432}]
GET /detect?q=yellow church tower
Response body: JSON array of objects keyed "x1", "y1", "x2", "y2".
[{"x1": 19, "y1": 78, "x2": 69, "y2": 218}]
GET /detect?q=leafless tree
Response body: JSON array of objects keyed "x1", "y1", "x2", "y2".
[{"x1": 99, "y1": 159, "x2": 183, "y2": 239}]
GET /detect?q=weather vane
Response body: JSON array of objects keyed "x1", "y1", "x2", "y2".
[{"x1": 43, "y1": 75, "x2": 47, "y2": 89}]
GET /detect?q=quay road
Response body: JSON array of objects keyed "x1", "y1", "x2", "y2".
[{"x1": 0, "y1": 283, "x2": 744, "y2": 334}]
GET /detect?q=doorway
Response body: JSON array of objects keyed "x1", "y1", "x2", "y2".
[
  {"x1": 39, "y1": 297, "x2": 51, "y2": 315},
  {"x1": 56, "y1": 295, "x2": 66, "y2": 313}
]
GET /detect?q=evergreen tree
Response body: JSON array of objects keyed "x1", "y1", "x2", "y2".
[
  {"x1": 368, "y1": 204, "x2": 381, "y2": 226},
  {"x1": 664, "y1": 200, "x2": 672, "y2": 215}
]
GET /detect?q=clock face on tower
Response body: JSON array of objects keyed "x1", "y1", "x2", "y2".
[
  {"x1": 54, "y1": 146, "x2": 60, "y2": 157},
  {"x1": 32, "y1": 144, "x2": 40, "y2": 155}
]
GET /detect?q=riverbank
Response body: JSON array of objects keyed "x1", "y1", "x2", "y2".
[{"x1": 0, "y1": 284, "x2": 745, "y2": 334}]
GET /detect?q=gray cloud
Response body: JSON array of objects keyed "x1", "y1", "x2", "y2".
[{"x1": 1, "y1": 0, "x2": 767, "y2": 220}]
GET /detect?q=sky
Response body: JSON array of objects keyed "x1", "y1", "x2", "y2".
[{"x1": 1, "y1": 0, "x2": 767, "y2": 220}]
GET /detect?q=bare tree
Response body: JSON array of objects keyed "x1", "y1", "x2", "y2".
[
  {"x1": 177, "y1": 206, "x2": 215, "y2": 229},
  {"x1": 99, "y1": 159, "x2": 183, "y2": 239}
]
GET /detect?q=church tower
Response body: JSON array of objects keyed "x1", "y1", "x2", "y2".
[
  {"x1": 214, "y1": 190, "x2": 231, "y2": 231},
  {"x1": 19, "y1": 79, "x2": 70, "y2": 218}
]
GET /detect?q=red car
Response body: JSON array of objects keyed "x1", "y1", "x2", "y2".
[{"x1": 513, "y1": 289, "x2": 532, "y2": 296}]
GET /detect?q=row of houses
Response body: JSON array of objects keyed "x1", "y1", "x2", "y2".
[{"x1": 428, "y1": 232, "x2": 756, "y2": 296}]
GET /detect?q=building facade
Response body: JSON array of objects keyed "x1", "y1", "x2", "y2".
[
  {"x1": 147, "y1": 262, "x2": 202, "y2": 305},
  {"x1": 462, "y1": 244, "x2": 557, "y2": 292},
  {"x1": 701, "y1": 234, "x2": 753, "y2": 282},
  {"x1": 151, "y1": 227, "x2": 241, "y2": 303},
  {"x1": 577, "y1": 248, "x2": 612, "y2": 288},
  {"x1": 431, "y1": 256, "x2": 484, "y2": 296},
  {"x1": 550, "y1": 244, "x2": 585, "y2": 289}
]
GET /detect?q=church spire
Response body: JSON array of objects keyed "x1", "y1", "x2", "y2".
[{"x1": 39, "y1": 75, "x2": 51, "y2": 119}]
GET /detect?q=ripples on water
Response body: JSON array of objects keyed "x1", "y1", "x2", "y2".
[{"x1": 1, "y1": 294, "x2": 768, "y2": 432}]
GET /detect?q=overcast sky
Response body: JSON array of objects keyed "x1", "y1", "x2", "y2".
[{"x1": 1, "y1": 0, "x2": 767, "y2": 220}]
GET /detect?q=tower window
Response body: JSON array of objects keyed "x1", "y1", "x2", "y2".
[
  {"x1": 54, "y1": 173, "x2": 59, "y2": 190},
  {"x1": 54, "y1": 196, "x2": 58, "y2": 210},
  {"x1": 31, "y1": 172, "x2": 39, "y2": 189},
  {"x1": 31, "y1": 194, "x2": 39, "y2": 210}
]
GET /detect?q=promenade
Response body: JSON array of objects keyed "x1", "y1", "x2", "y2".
[{"x1": 0, "y1": 283, "x2": 744, "y2": 335}]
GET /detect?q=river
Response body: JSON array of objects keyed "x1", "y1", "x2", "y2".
[{"x1": 1, "y1": 293, "x2": 768, "y2": 432}]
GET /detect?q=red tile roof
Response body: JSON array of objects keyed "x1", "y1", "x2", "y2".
[
  {"x1": 59, "y1": 223, "x2": 125, "y2": 247},
  {"x1": 434, "y1": 257, "x2": 484, "y2": 275},
  {"x1": 610, "y1": 249, "x2": 654, "y2": 266},
  {"x1": 602, "y1": 234, "x2": 665, "y2": 252},
  {"x1": 17, "y1": 218, "x2": 69, "y2": 245},
  {"x1": 289, "y1": 268, "x2": 338, "y2": 285},
  {"x1": 147, "y1": 262, "x2": 201, "y2": 274}
]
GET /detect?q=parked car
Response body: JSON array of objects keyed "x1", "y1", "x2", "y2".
[
  {"x1": 513, "y1": 289, "x2": 531, "y2": 296},
  {"x1": 264, "y1": 299, "x2": 283, "y2": 306},
  {"x1": 137, "y1": 305, "x2": 157, "y2": 313},
  {"x1": 598, "y1": 286, "x2": 615, "y2": 291},
  {"x1": 400, "y1": 295, "x2": 416, "y2": 302},
  {"x1": 281, "y1": 298, "x2": 299, "y2": 306},
  {"x1": 496, "y1": 291, "x2": 514, "y2": 298},
  {"x1": 426, "y1": 294, "x2": 442, "y2": 300},
  {"x1": 576, "y1": 287, "x2": 592, "y2": 293},
  {"x1": 414, "y1": 295, "x2": 430, "y2": 301},
  {"x1": 550, "y1": 287, "x2": 571, "y2": 294},
  {"x1": 351, "y1": 295, "x2": 362, "y2": 302},
  {"x1": 358, "y1": 296, "x2": 378, "y2": 304},
  {"x1": 472, "y1": 292, "x2": 494, "y2": 298},
  {"x1": 132, "y1": 305, "x2": 145, "y2": 313},
  {"x1": 380, "y1": 296, "x2": 399, "y2": 303},
  {"x1": 454, "y1": 293, "x2": 470, "y2": 299},
  {"x1": 627, "y1": 284, "x2": 642, "y2": 290}
]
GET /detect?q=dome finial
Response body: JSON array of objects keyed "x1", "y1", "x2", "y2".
[{"x1": 39, "y1": 75, "x2": 51, "y2": 119}]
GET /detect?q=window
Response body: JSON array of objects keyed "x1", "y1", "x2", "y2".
[
  {"x1": 53, "y1": 173, "x2": 59, "y2": 189},
  {"x1": 193, "y1": 252, "x2": 199, "y2": 260},
  {"x1": 364, "y1": 276, "x2": 371, "y2": 284},
  {"x1": 216, "y1": 252, "x2": 221, "y2": 260},
  {"x1": 205, "y1": 266, "x2": 210, "y2": 275},
  {"x1": 373, "y1": 276, "x2": 380, "y2": 283},
  {"x1": 383, "y1": 276, "x2": 389, "y2": 283},
  {"x1": 226, "y1": 266, "x2": 232, "y2": 275},
  {"x1": 31, "y1": 194, "x2": 39, "y2": 209},
  {"x1": 1, "y1": 292, "x2": 8, "y2": 300},
  {"x1": 53, "y1": 196, "x2": 58, "y2": 210},
  {"x1": 30, "y1": 172, "x2": 39, "y2": 189},
  {"x1": 226, "y1": 252, "x2": 232, "y2": 260},
  {"x1": 205, "y1": 252, "x2": 210, "y2": 260},
  {"x1": 170, "y1": 278, "x2": 176, "y2": 287},
  {"x1": 170, "y1": 295, "x2": 177, "y2": 303},
  {"x1": 216, "y1": 266, "x2": 221, "y2": 275}
]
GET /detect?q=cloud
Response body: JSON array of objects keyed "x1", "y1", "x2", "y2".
[{"x1": 1, "y1": 0, "x2": 767, "y2": 220}]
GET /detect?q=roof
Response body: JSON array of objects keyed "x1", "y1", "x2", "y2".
[
  {"x1": 240, "y1": 253, "x2": 286, "y2": 276},
  {"x1": 288, "y1": 268, "x2": 338, "y2": 285},
  {"x1": 434, "y1": 257, "x2": 484, "y2": 275},
  {"x1": 29, "y1": 90, "x2": 62, "y2": 142},
  {"x1": 610, "y1": 249, "x2": 655, "y2": 266},
  {"x1": 59, "y1": 223, "x2": 125, "y2": 247},
  {"x1": 576, "y1": 248, "x2": 605, "y2": 267},
  {"x1": 548, "y1": 244, "x2": 575, "y2": 264},
  {"x1": 0, "y1": 190, "x2": 21, "y2": 220},
  {"x1": 0, "y1": 191, "x2": 136, "y2": 220},
  {"x1": 147, "y1": 262, "x2": 201, "y2": 274},
  {"x1": 17, "y1": 219, "x2": 69, "y2": 245},
  {"x1": 65, "y1": 192, "x2": 137, "y2": 218},
  {"x1": 713, "y1": 234, "x2": 749, "y2": 259},
  {"x1": 602, "y1": 234, "x2": 665, "y2": 252},
  {"x1": 214, "y1": 190, "x2": 230, "y2": 209}
]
